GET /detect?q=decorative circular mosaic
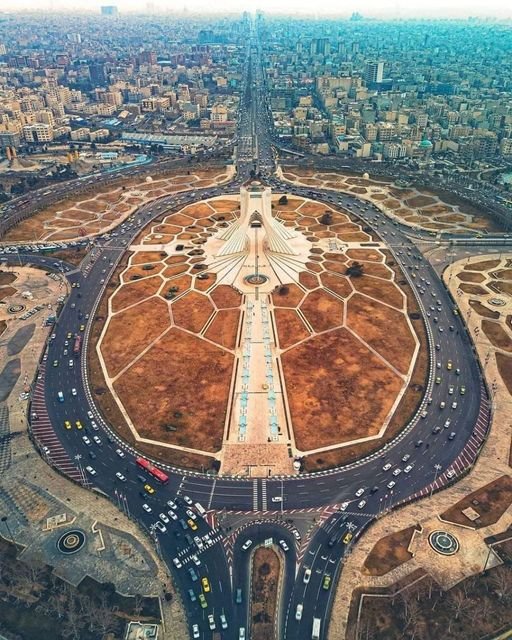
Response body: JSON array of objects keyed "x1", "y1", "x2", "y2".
[
  {"x1": 57, "y1": 529, "x2": 86, "y2": 554},
  {"x1": 429, "y1": 530, "x2": 459, "y2": 555},
  {"x1": 7, "y1": 304, "x2": 25, "y2": 314},
  {"x1": 244, "y1": 274, "x2": 269, "y2": 285},
  {"x1": 489, "y1": 298, "x2": 506, "y2": 306}
]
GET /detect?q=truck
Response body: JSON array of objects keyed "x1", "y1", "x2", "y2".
[{"x1": 312, "y1": 617, "x2": 321, "y2": 640}]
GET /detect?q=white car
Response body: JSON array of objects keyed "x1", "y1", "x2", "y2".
[
  {"x1": 192, "y1": 624, "x2": 200, "y2": 639},
  {"x1": 448, "y1": 386, "x2": 454, "y2": 395},
  {"x1": 68, "y1": 359, "x2": 73, "y2": 368},
  {"x1": 168, "y1": 510, "x2": 178, "y2": 521},
  {"x1": 403, "y1": 465, "x2": 414, "y2": 474},
  {"x1": 115, "y1": 472, "x2": 126, "y2": 482},
  {"x1": 192, "y1": 555, "x2": 201, "y2": 566},
  {"x1": 340, "y1": 501, "x2": 350, "y2": 512},
  {"x1": 392, "y1": 468, "x2": 402, "y2": 477},
  {"x1": 242, "y1": 539, "x2": 253, "y2": 551},
  {"x1": 357, "y1": 500, "x2": 367, "y2": 509},
  {"x1": 142, "y1": 503, "x2": 152, "y2": 513},
  {"x1": 271, "y1": 496, "x2": 283, "y2": 503},
  {"x1": 444, "y1": 419, "x2": 452, "y2": 428},
  {"x1": 93, "y1": 435, "x2": 102, "y2": 445},
  {"x1": 71, "y1": 387, "x2": 77, "y2": 396},
  {"x1": 167, "y1": 499, "x2": 177, "y2": 510},
  {"x1": 382, "y1": 463, "x2": 392, "y2": 471},
  {"x1": 115, "y1": 448, "x2": 125, "y2": 458},
  {"x1": 87, "y1": 411, "x2": 94, "y2": 419},
  {"x1": 82, "y1": 435, "x2": 91, "y2": 445},
  {"x1": 401, "y1": 454, "x2": 411, "y2": 463},
  {"x1": 172, "y1": 557, "x2": 182, "y2": 568},
  {"x1": 452, "y1": 401, "x2": 458, "y2": 410},
  {"x1": 220, "y1": 613, "x2": 228, "y2": 629},
  {"x1": 292, "y1": 530, "x2": 300, "y2": 541},
  {"x1": 387, "y1": 481, "x2": 396, "y2": 489},
  {"x1": 183, "y1": 495, "x2": 193, "y2": 505},
  {"x1": 85, "y1": 465, "x2": 96, "y2": 476},
  {"x1": 295, "y1": 603, "x2": 303, "y2": 621},
  {"x1": 155, "y1": 521, "x2": 167, "y2": 533},
  {"x1": 159, "y1": 513, "x2": 170, "y2": 524},
  {"x1": 446, "y1": 469, "x2": 455, "y2": 479},
  {"x1": 303, "y1": 568, "x2": 312, "y2": 584},
  {"x1": 279, "y1": 539, "x2": 289, "y2": 551},
  {"x1": 208, "y1": 614, "x2": 216, "y2": 631},
  {"x1": 186, "y1": 509, "x2": 197, "y2": 520},
  {"x1": 355, "y1": 488, "x2": 365, "y2": 497}
]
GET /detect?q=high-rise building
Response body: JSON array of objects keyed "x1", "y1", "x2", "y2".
[
  {"x1": 101, "y1": 5, "x2": 118, "y2": 16},
  {"x1": 364, "y1": 61, "x2": 384, "y2": 85}
]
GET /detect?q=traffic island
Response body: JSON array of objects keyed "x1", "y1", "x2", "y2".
[{"x1": 250, "y1": 546, "x2": 282, "y2": 640}]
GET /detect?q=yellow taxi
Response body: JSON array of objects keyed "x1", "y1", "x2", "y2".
[
  {"x1": 447, "y1": 360, "x2": 453, "y2": 371},
  {"x1": 80, "y1": 324, "x2": 85, "y2": 332},
  {"x1": 201, "y1": 577, "x2": 210, "y2": 593},
  {"x1": 64, "y1": 420, "x2": 72, "y2": 430},
  {"x1": 187, "y1": 519, "x2": 198, "y2": 531},
  {"x1": 75, "y1": 420, "x2": 83, "y2": 430},
  {"x1": 343, "y1": 532, "x2": 353, "y2": 545},
  {"x1": 144, "y1": 484, "x2": 155, "y2": 495}
]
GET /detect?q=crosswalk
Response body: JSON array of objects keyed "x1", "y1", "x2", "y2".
[
  {"x1": 175, "y1": 529, "x2": 224, "y2": 567},
  {"x1": 252, "y1": 479, "x2": 258, "y2": 510},
  {"x1": 0, "y1": 406, "x2": 12, "y2": 474},
  {"x1": 261, "y1": 479, "x2": 267, "y2": 511}
]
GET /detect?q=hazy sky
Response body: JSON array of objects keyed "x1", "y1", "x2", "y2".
[{"x1": 6, "y1": 0, "x2": 512, "y2": 17}]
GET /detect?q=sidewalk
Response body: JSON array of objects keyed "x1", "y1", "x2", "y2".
[{"x1": 327, "y1": 253, "x2": 512, "y2": 640}]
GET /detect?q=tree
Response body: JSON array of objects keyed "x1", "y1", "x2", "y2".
[
  {"x1": 320, "y1": 211, "x2": 332, "y2": 225},
  {"x1": 346, "y1": 261, "x2": 364, "y2": 277},
  {"x1": 447, "y1": 588, "x2": 472, "y2": 632},
  {"x1": 278, "y1": 195, "x2": 288, "y2": 205},
  {"x1": 490, "y1": 565, "x2": 512, "y2": 601}
]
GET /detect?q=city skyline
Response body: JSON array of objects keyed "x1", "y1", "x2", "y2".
[{"x1": 4, "y1": 0, "x2": 512, "y2": 18}]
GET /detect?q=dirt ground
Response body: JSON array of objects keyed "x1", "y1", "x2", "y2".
[
  {"x1": 274, "y1": 309, "x2": 311, "y2": 350},
  {"x1": 319, "y1": 272, "x2": 353, "y2": 298},
  {"x1": 282, "y1": 328, "x2": 403, "y2": 451},
  {"x1": 458, "y1": 283, "x2": 488, "y2": 295},
  {"x1": 463, "y1": 259, "x2": 501, "y2": 272},
  {"x1": 114, "y1": 327, "x2": 233, "y2": 453},
  {"x1": 440, "y1": 475, "x2": 512, "y2": 528},
  {"x1": 496, "y1": 352, "x2": 512, "y2": 395},
  {"x1": 481, "y1": 320, "x2": 512, "y2": 352},
  {"x1": 204, "y1": 309, "x2": 241, "y2": 350},
  {"x1": 456, "y1": 271, "x2": 486, "y2": 283},
  {"x1": 363, "y1": 526, "x2": 419, "y2": 576},
  {"x1": 171, "y1": 291, "x2": 214, "y2": 334},
  {"x1": 0, "y1": 271, "x2": 17, "y2": 286},
  {"x1": 350, "y1": 275, "x2": 404, "y2": 309},
  {"x1": 50, "y1": 247, "x2": 89, "y2": 267},
  {"x1": 300, "y1": 289, "x2": 344, "y2": 332},
  {"x1": 210, "y1": 285, "x2": 243, "y2": 309},
  {"x1": 468, "y1": 300, "x2": 500, "y2": 319},
  {"x1": 251, "y1": 547, "x2": 281, "y2": 640},
  {"x1": 111, "y1": 276, "x2": 163, "y2": 312},
  {"x1": 271, "y1": 284, "x2": 306, "y2": 307}
]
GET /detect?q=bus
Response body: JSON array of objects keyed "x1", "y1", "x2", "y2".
[
  {"x1": 312, "y1": 618, "x2": 321, "y2": 640},
  {"x1": 73, "y1": 335, "x2": 82, "y2": 355},
  {"x1": 135, "y1": 457, "x2": 169, "y2": 484}
]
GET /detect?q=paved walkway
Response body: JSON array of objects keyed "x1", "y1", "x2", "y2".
[{"x1": 327, "y1": 252, "x2": 512, "y2": 640}]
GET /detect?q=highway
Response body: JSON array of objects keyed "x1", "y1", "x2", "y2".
[{"x1": 0, "y1": 20, "x2": 494, "y2": 640}]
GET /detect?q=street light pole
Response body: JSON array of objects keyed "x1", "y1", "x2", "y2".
[{"x1": 430, "y1": 464, "x2": 442, "y2": 498}]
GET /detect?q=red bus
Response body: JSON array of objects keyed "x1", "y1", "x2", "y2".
[
  {"x1": 136, "y1": 457, "x2": 169, "y2": 484},
  {"x1": 73, "y1": 335, "x2": 82, "y2": 355}
]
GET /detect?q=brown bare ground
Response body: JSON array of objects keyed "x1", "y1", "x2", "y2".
[
  {"x1": 164, "y1": 213, "x2": 193, "y2": 226},
  {"x1": 346, "y1": 294, "x2": 415, "y2": 375},
  {"x1": 440, "y1": 475, "x2": 512, "y2": 528},
  {"x1": 468, "y1": 300, "x2": 500, "y2": 319},
  {"x1": 251, "y1": 547, "x2": 280, "y2": 640},
  {"x1": 337, "y1": 231, "x2": 370, "y2": 242},
  {"x1": 283, "y1": 328, "x2": 403, "y2": 450},
  {"x1": 496, "y1": 352, "x2": 512, "y2": 396},
  {"x1": 130, "y1": 251, "x2": 166, "y2": 265},
  {"x1": 162, "y1": 264, "x2": 189, "y2": 278},
  {"x1": 122, "y1": 264, "x2": 164, "y2": 281},
  {"x1": 481, "y1": 320, "x2": 512, "y2": 352},
  {"x1": 0, "y1": 272, "x2": 17, "y2": 286},
  {"x1": 172, "y1": 291, "x2": 214, "y2": 333},
  {"x1": 111, "y1": 276, "x2": 162, "y2": 312},
  {"x1": 0, "y1": 286, "x2": 16, "y2": 301},
  {"x1": 347, "y1": 260, "x2": 392, "y2": 280},
  {"x1": 271, "y1": 284, "x2": 306, "y2": 308},
  {"x1": 298, "y1": 271, "x2": 319, "y2": 290},
  {"x1": 405, "y1": 195, "x2": 437, "y2": 208},
  {"x1": 209, "y1": 199, "x2": 239, "y2": 213},
  {"x1": 300, "y1": 289, "x2": 344, "y2": 332},
  {"x1": 204, "y1": 309, "x2": 240, "y2": 350},
  {"x1": 51, "y1": 248, "x2": 88, "y2": 267},
  {"x1": 492, "y1": 269, "x2": 512, "y2": 280},
  {"x1": 194, "y1": 273, "x2": 216, "y2": 291},
  {"x1": 464, "y1": 259, "x2": 501, "y2": 272},
  {"x1": 319, "y1": 272, "x2": 353, "y2": 298},
  {"x1": 271, "y1": 197, "x2": 304, "y2": 211},
  {"x1": 180, "y1": 202, "x2": 214, "y2": 218},
  {"x1": 324, "y1": 260, "x2": 347, "y2": 274},
  {"x1": 306, "y1": 261, "x2": 323, "y2": 273},
  {"x1": 210, "y1": 285, "x2": 243, "y2": 309},
  {"x1": 350, "y1": 275, "x2": 404, "y2": 309},
  {"x1": 490, "y1": 280, "x2": 512, "y2": 296},
  {"x1": 274, "y1": 309, "x2": 311, "y2": 349},
  {"x1": 363, "y1": 526, "x2": 418, "y2": 576},
  {"x1": 114, "y1": 327, "x2": 233, "y2": 452},
  {"x1": 166, "y1": 256, "x2": 188, "y2": 265},
  {"x1": 101, "y1": 297, "x2": 170, "y2": 378},
  {"x1": 345, "y1": 249, "x2": 383, "y2": 262},
  {"x1": 458, "y1": 283, "x2": 488, "y2": 295},
  {"x1": 456, "y1": 271, "x2": 486, "y2": 283},
  {"x1": 0, "y1": 320, "x2": 6, "y2": 337}
]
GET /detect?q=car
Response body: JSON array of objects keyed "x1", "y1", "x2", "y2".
[
  {"x1": 90, "y1": 421, "x2": 99, "y2": 431},
  {"x1": 53, "y1": 360, "x2": 59, "y2": 367},
  {"x1": 440, "y1": 401, "x2": 446, "y2": 409},
  {"x1": 220, "y1": 613, "x2": 228, "y2": 629},
  {"x1": 343, "y1": 532, "x2": 353, "y2": 544},
  {"x1": 447, "y1": 360, "x2": 453, "y2": 370},
  {"x1": 432, "y1": 426, "x2": 442, "y2": 434},
  {"x1": 67, "y1": 331, "x2": 72, "y2": 338},
  {"x1": 436, "y1": 362, "x2": 441, "y2": 369},
  {"x1": 183, "y1": 495, "x2": 193, "y2": 505},
  {"x1": 82, "y1": 435, "x2": 91, "y2": 445},
  {"x1": 115, "y1": 472, "x2": 127, "y2": 482},
  {"x1": 167, "y1": 510, "x2": 178, "y2": 521},
  {"x1": 355, "y1": 487, "x2": 365, "y2": 497},
  {"x1": 85, "y1": 466, "x2": 96, "y2": 476},
  {"x1": 242, "y1": 539, "x2": 253, "y2": 551},
  {"x1": 172, "y1": 557, "x2": 182, "y2": 568},
  {"x1": 448, "y1": 432, "x2": 456, "y2": 441},
  {"x1": 202, "y1": 577, "x2": 210, "y2": 593},
  {"x1": 68, "y1": 359, "x2": 73, "y2": 368},
  {"x1": 292, "y1": 529, "x2": 300, "y2": 540},
  {"x1": 159, "y1": 513, "x2": 169, "y2": 524},
  {"x1": 340, "y1": 501, "x2": 350, "y2": 511},
  {"x1": 186, "y1": 509, "x2": 197, "y2": 520},
  {"x1": 279, "y1": 539, "x2": 289, "y2": 551},
  {"x1": 239, "y1": 628, "x2": 246, "y2": 640},
  {"x1": 415, "y1": 440, "x2": 424, "y2": 447},
  {"x1": 75, "y1": 420, "x2": 83, "y2": 430},
  {"x1": 80, "y1": 324, "x2": 85, "y2": 332},
  {"x1": 235, "y1": 588, "x2": 243, "y2": 604},
  {"x1": 322, "y1": 575, "x2": 331, "y2": 590},
  {"x1": 188, "y1": 567, "x2": 198, "y2": 581},
  {"x1": 303, "y1": 568, "x2": 312, "y2": 584},
  {"x1": 115, "y1": 448, "x2": 125, "y2": 458},
  {"x1": 93, "y1": 435, "x2": 102, "y2": 445},
  {"x1": 187, "y1": 519, "x2": 197, "y2": 531},
  {"x1": 444, "y1": 419, "x2": 452, "y2": 428},
  {"x1": 144, "y1": 484, "x2": 155, "y2": 494},
  {"x1": 387, "y1": 480, "x2": 396, "y2": 489},
  {"x1": 192, "y1": 623, "x2": 199, "y2": 638},
  {"x1": 271, "y1": 496, "x2": 283, "y2": 503},
  {"x1": 452, "y1": 401, "x2": 458, "y2": 409},
  {"x1": 435, "y1": 377, "x2": 442, "y2": 384},
  {"x1": 382, "y1": 463, "x2": 392, "y2": 471},
  {"x1": 393, "y1": 468, "x2": 402, "y2": 477},
  {"x1": 89, "y1": 451, "x2": 96, "y2": 460},
  {"x1": 142, "y1": 503, "x2": 152, "y2": 513},
  {"x1": 357, "y1": 500, "x2": 366, "y2": 509},
  {"x1": 295, "y1": 603, "x2": 303, "y2": 621},
  {"x1": 401, "y1": 454, "x2": 411, "y2": 463},
  {"x1": 167, "y1": 499, "x2": 177, "y2": 510},
  {"x1": 404, "y1": 465, "x2": 414, "y2": 474},
  {"x1": 446, "y1": 469, "x2": 455, "y2": 479},
  {"x1": 460, "y1": 386, "x2": 466, "y2": 395},
  {"x1": 191, "y1": 554, "x2": 201, "y2": 566},
  {"x1": 71, "y1": 387, "x2": 77, "y2": 396},
  {"x1": 198, "y1": 593, "x2": 207, "y2": 609},
  {"x1": 155, "y1": 521, "x2": 167, "y2": 533},
  {"x1": 435, "y1": 343, "x2": 440, "y2": 350},
  {"x1": 448, "y1": 385, "x2": 454, "y2": 395},
  {"x1": 64, "y1": 420, "x2": 72, "y2": 430},
  {"x1": 194, "y1": 535, "x2": 204, "y2": 550}
]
